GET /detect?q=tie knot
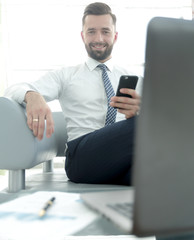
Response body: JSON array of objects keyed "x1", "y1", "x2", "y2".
[{"x1": 97, "y1": 64, "x2": 108, "y2": 72}]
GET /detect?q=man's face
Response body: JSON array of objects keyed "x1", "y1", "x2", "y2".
[{"x1": 81, "y1": 14, "x2": 118, "y2": 63}]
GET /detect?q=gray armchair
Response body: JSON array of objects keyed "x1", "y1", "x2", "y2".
[{"x1": 0, "y1": 97, "x2": 68, "y2": 192}]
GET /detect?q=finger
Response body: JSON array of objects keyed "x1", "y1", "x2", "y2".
[
  {"x1": 118, "y1": 105, "x2": 140, "y2": 118},
  {"x1": 111, "y1": 96, "x2": 135, "y2": 105},
  {"x1": 37, "y1": 115, "x2": 45, "y2": 140},
  {"x1": 119, "y1": 89, "x2": 141, "y2": 102},
  {"x1": 45, "y1": 114, "x2": 55, "y2": 138},
  {"x1": 118, "y1": 108, "x2": 136, "y2": 119},
  {"x1": 110, "y1": 98, "x2": 134, "y2": 109},
  {"x1": 119, "y1": 88, "x2": 135, "y2": 97},
  {"x1": 111, "y1": 95, "x2": 140, "y2": 108},
  {"x1": 114, "y1": 102, "x2": 132, "y2": 110},
  {"x1": 32, "y1": 115, "x2": 39, "y2": 137},
  {"x1": 27, "y1": 114, "x2": 33, "y2": 130}
]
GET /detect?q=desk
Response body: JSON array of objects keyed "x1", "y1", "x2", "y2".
[
  {"x1": 0, "y1": 172, "x2": 131, "y2": 236},
  {"x1": 0, "y1": 171, "x2": 155, "y2": 239}
]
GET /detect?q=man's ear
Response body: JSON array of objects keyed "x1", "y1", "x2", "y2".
[
  {"x1": 81, "y1": 31, "x2": 84, "y2": 42},
  {"x1": 114, "y1": 32, "x2": 118, "y2": 43}
]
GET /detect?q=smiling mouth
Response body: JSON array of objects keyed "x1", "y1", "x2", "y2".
[{"x1": 91, "y1": 43, "x2": 106, "y2": 50}]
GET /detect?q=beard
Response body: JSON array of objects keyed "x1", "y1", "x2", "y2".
[{"x1": 84, "y1": 42, "x2": 114, "y2": 61}]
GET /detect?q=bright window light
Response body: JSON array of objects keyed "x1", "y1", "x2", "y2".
[{"x1": 0, "y1": 0, "x2": 192, "y2": 98}]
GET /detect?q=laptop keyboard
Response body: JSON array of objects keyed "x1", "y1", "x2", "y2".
[{"x1": 106, "y1": 202, "x2": 133, "y2": 219}]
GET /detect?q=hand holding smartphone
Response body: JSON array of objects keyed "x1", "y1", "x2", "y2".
[{"x1": 116, "y1": 75, "x2": 138, "y2": 98}]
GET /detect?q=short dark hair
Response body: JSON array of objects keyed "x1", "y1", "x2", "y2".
[{"x1": 82, "y1": 2, "x2": 116, "y2": 27}]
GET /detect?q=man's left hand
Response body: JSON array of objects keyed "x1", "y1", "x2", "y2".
[{"x1": 110, "y1": 88, "x2": 141, "y2": 119}]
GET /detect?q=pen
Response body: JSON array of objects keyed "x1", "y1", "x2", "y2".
[{"x1": 39, "y1": 197, "x2": 56, "y2": 217}]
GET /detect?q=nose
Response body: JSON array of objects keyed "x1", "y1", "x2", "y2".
[{"x1": 94, "y1": 31, "x2": 103, "y2": 42}]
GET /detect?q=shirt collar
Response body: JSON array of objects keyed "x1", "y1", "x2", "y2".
[{"x1": 86, "y1": 57, "x2": 114, "y2": 72}]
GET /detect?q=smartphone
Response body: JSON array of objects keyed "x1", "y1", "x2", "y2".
[{"x1": 116, "y1": 75, "x2": 138, "y2": 98}]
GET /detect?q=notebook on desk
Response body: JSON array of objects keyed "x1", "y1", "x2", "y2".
[{"x1": 81, "y1": 17, "x2": 194, "y2": 237}]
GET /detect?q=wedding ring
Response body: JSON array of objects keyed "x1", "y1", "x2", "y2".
[{"x1": 33, "y1": 119, "x2": 39, "y2": 122}]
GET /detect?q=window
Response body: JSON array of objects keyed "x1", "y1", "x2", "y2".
[
  {"x1": 1, "y1": 0, "x2": 192, "y2": 98},
  {"x1": 0, "y1": 1, "x2": 6, "y2": 96}
]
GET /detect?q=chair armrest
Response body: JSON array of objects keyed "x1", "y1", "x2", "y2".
[{"x1": 0, "y1": 97, "x2": 67, "y2": 170}]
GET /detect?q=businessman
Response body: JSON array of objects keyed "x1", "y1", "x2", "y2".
[{"x1": 5, "y1": 2, "x2": 141, "y2": 185}]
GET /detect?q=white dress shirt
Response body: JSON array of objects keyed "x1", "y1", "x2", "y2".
[{"x1": 4, "y1": 57, "x2": 142, "y2": 141}]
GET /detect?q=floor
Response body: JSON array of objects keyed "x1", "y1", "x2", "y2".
[
  {"x1": 0, "y1": 157, "x2": 65, "y2": 191},
  {"x1": 0, "y1": 157, "x2": 131, "y2": 237}
]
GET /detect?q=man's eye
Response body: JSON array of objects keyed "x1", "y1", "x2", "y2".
[
  {"x1": 88, "y1": 31, "x2": 95, "y2": 35},
  {"x1": 103, "y1": 31, "x2": 110, "y2": 35}
]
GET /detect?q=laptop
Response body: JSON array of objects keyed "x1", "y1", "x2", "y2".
[{"x1": 80, "y1": 16, "x2": 194, "y2": 237}]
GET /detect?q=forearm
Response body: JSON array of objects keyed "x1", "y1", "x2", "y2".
[
  {"x1": 4, "y1": 83, "x2": 36, "y2": 104},
  {"x1": 4, "y1": 70, "x2": 63, "y2": 104}
]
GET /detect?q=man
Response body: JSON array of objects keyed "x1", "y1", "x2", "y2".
[{"x1": 4, "y1": 2, "x2": 141, "y2": 185}]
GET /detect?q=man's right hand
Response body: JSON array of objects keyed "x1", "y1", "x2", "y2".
[{"x1": 25, "y1": 91, "x2": 54, "y2": 140}]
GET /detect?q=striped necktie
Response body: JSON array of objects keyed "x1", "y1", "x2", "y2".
[{"x1": 98, "y1": 64, "x2": 117, "y2": 125}]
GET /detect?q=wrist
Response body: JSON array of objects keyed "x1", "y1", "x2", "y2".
[{"x1": 24, "y1": 91, "x2": 40, "y2": 103}]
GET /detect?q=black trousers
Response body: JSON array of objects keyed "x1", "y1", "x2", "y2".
[{"x1": 65, "y1": 117, "x2": 136, "y2": 185}]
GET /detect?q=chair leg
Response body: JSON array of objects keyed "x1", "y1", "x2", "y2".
[
  {"x1": 43, "y1": 160, "x2": 53, "y2": 173},
  {"x1": 8, "y1": 169, "x2": 25, "y2": 193}
]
